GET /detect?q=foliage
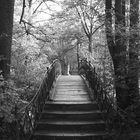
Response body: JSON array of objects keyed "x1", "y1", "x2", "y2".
[{"x1": 0, "y1": 74, "x2": 28, "y2": 139}]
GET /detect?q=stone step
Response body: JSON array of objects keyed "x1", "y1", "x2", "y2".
[
  {"x1": 36, "y1": 120, "x2": 105, "y2": 132},
  {"x1": 37, "y1": 120, "x2": 105, "y2": 125},
  {"x1": 54, "y1": 91, "x2": 88, "y2": 95},
  {"x1": 33, "y1": 131, "x2": 109, "y2": 140},
  {"x1": 44, "y1": 102, "x2": 99, "y2": 111},
  {"x1": 56, "y1": 83, "x2": 85, "y2": 86},
  {"x1": 46, "y1": 101, "x2": 93, "y2": 104},
  {"x1": 40, "y1": 110, "x2": 105, "y2": 121},
  {"x1": 55, "y1": 89, "x2": 88, "y2": 92},
  {"x1": 56, "y1": 87, "x2": 87, "y2": 90},
  {"x1": 54, "y1": 93, "x2": 89, "y2": 97},
  {"x1": 53, "y1": 97, "x2": 90, "y2": 101},
  {"x1": 54, "y1": 94, "x2": 89, "y2": 99},
  {"x1": 53, "y1": 96, "x2": 89, "y2": 100}
]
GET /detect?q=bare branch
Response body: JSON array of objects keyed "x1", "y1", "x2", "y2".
[
  {"x1": 20, "y1": 20, "x2": 48, "y2": 37},
  {"x1": 43, "y1": 0, "x2": 53, "y2": 11},
  {"x1": 21, "y1": 19, "x2": 36, "y2": 28},
  {"x1": 80, "y1": 5, "x2": 90, "y2": 34},
  {"x1": 28, "y1": 32, "x2": 47, "y2": 42},
  {"x1": 32, "y1": 1, "x2": 43, "y2": 14},
  {"x1": 92, "y1": 23, "x2": 104, "y2": 35},
  {"x1": 75, "y1": 6, "x2": 89, "y2": 38},
  {"x1": 20, "y1": 0, "x2": 26, "y2": 24}
]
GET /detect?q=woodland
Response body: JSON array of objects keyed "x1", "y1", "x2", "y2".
[{"x1": 0, "y1": 0, "x2": 140, "y2": 139}]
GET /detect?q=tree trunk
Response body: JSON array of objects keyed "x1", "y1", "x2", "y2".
[
  {"x1": 0, "y1": 0, "x2": 15, "y2": 79},
  {"x1": 88, "y1": 35, "x2": 92, "y2": 53},
  {"x1": 114, "y1": 0, "x2": 128, "y2": 109},
  {"x1": 105, "y1": 0, "x2": 114, "y2": 56},
  {"x1": 127, "y1": 0, "x2": 139, "y2": 104},
  {"x1": 105, "y1": 0, "x2": 129, "y2": 109}
]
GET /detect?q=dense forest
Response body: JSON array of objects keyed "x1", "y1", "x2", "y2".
[{"x1": 0, "y1": 0, "x2": 140, "y2": 139}]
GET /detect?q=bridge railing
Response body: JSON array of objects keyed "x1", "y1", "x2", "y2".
[
  {"x1": 16, "y1": 59, "x2": 61, "y2": 140},
  {"x1": 79, "y1": 59, "x2": 136, "y2": 139}
]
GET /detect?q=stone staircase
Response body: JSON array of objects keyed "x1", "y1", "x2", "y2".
[{"x1": 32, "y1": 75, "x2": 110, "y2": 140}]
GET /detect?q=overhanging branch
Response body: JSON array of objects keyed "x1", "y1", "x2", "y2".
[
  {"x1": 92, "y1": 23, "x2": 104, "y2": 35},
  {"x1": 20, "y1": 0, "x2": 26, "y2": 24}
]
